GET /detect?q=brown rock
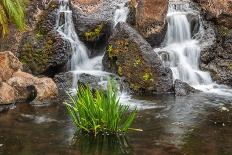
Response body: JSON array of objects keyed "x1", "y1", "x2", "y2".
[
  {"x1": 0, "y1": 51, "x2": 22, "y2": 81},
  {"x1": 0, "y1": 83, "x2": 15, "y2": 105},
  {"x1": 7, "y1": 70, "x2": 58, "y2": 103},
  {"x1": 194, "y1": 0, "x2": 232, "y2": 28},
  {"x1": 135, "y1": 0, "x2": 168, "y2": 46}
]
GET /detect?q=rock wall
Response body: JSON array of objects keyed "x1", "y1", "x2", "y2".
[{"x1": 195, "y1": 0, "x2": 232, "y2": 86}]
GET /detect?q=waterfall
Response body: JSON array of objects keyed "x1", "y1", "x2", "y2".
[
  {"x1": 113, "y1": 2, "x2": 129, "y2": 27},
  {"x1": 156, "y1": 3, "x2": 212, "y2": 86},
  {"x1": 55, "y1": 0, "x2": 89, "y2": 71},
  {"x1": 155, "y1": 2, "x2": 232, "y2": 95}
]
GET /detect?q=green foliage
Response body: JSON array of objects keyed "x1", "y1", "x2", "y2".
[
  {"x1": 84, "y1": 23, "x2": 104, "y2": 41},
  {"x1": 64, "y1": 80, "x2": 137, "y2": 136},
  {"x1": 0, "y1": 0, "x2": 26, "y2": 37}
]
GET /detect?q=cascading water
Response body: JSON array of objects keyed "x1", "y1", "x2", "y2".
[
  {"x1": 113, "y1": 2, "x2": 129, "y2": 27},
  {"x1": 55, "y1": 0, "x2": 130, "y2": 89},
  {"x1": 156, "y1": 2, "x2": 232, "y2": 96}
]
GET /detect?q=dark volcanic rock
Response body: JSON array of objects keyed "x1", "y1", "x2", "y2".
[
  {"x1": 174, "y1": 80, "x2": 200, "y2": 96},
  {"x1": 70, "y1": 0, "x2": 126, "y2": 57},
  {"x1": 18, "y1": 1, "x2": 71, "y2": 76},
  {"x1": 103, "y1": 22, "x2": 173, "y2": 94},
  {"x1": 54, "y1": 72, "x2": 74, "y2": 90}
]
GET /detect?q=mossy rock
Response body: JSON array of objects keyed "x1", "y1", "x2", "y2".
[{"x1": 103, "y1": 23, "x2": 173, "y2": 94}]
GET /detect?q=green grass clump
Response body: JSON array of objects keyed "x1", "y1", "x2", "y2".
[{"x1": 64, "y1": 80, "x2": 137, "y2": 136}]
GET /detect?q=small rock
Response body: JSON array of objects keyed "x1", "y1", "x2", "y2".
[
  {"x1": 0, "y1": 144, "x2": 3, "y2": 147},
  {"x1": 174, "y1": 79, "x2": 201, "y2": 96},
  {"x1": 221, "y1": 106, "x2": 230, "y2": 112}
]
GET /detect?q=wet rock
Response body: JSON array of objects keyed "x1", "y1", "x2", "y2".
[
  {"x1": 18, "y1": 1, "x2": 71, "y2": 76},
  {"x1": 0, "y1": 51, "x2": 22, "y2": 82},
  {"x1": 0, "y1": 83, "x2": 15, "y2": 105},
  {"x1": 7, "y1": 71, "x2": 58, "y2": 103},
  {"x1": 103, "y1": 22, "x2": 173, "y2": 94},
  {"x1": 70, "y1": 0, "x2": 122, "y2": 56},
  {"x1": 54, "y1": 72, "x2": 74, "y2": 90},
  {"x1": 174, "y1": 80, "x2": 200, "y2": 96},
  {"x1": 78, "y1": 73, "x2": 108, "y2": 90},
  {"x1": 134, "y1": 0, "x2": 168, "y2": 46}
]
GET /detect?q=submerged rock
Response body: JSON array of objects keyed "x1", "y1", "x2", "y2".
[
  {"x1": 0, "y1": 51, "x2": 22, "y2": 82},
  {"x1": 133, "y1": 0, "x2": 168, "y2": 46},
  {"x1": 174, "y1": 80, "x2": 200, "y2": 96},
  {"x1": 103, "y1": 22, "x2": 173, "y2": 94}
]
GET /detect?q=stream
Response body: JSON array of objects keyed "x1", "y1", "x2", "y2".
[{"x1": 0, "y1": 0, "x2": 232, "y2": 155}]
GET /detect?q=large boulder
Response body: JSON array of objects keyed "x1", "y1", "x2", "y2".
[
  {"x1": 7, "y1": 71, "x2": 58, "y2": 102},
  {"x1": 0, "y1": 51, "x2": 22, "y2": 82},
  {"x1": 103, "y1": 22, "x2": 173, "y2": 94},
  {"x1": 132, "y1": 0, "x2": 168, "y2": 46},
  {"x1": 70, "y1": 0, "x2": 127, "y2": 57},
  {"x1": 0, "y1": 82, "x2": 15, "y2": 105},
  {"x1": 18, "y1": 1, "x2": 71, "y2": 76}
]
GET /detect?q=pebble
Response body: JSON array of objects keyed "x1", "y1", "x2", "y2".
[{"x1": 0, "y1": 144, "x2": 3, "y2": 147}]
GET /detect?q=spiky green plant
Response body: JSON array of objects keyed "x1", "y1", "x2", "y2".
[
  {"x1": 0, "y1": 0, "x2": 27, "y2": 37},
  {"x1": 64, "y1": 80, "x2": 137, "y2": 136}
]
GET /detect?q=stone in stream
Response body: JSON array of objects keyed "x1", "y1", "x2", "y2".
[
  {"x1": 174, "y1": 80, "x2": 201, "y2": 96},
  {"x1": 103, "y1": 22, "x2": 173, "y2": 94}
]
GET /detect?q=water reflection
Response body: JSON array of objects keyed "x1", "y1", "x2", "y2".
[{"x1": 71, "y1": 134, "x2": 132, "y2": 155}]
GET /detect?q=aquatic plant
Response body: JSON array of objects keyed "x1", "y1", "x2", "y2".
[
  {"x1": 0, "y1": 0, "x2": 27, "y2": 36},
  {"x1": 64, "y1": 80, "x2": 137, "y2": 136}
]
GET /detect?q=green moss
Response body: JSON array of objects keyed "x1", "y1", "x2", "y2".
[
  {"x1": 107, "y1": 44, "x2": 113, "y2": 58},
  {"x1": 118, "y1": 66, "x2": 123, "y2": 76},
  {"x1": 229, "y1": 63, "x2": 232, "y2": 70},
  {"x1": 84, "y1": 23, "x2": 104, "y2": 41},
  {"x1": 143, "y1": 73, "x2": 150, "y2": 81},
  {"x1": 134, "y1": 58, "x2": 141, "y2": 67}
]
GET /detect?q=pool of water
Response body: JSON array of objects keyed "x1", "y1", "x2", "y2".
[{"x1": 0, "y1": 93, "x2": 231, "y2": 155}]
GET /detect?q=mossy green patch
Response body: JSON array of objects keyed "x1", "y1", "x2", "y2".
[
  {"x1": 118, "y1": 66, "x2": 123, "y2": 76},
  {"x1": 107, "y1": 44, "x2": 113, "y2": 58},
  {"x1": 84, "y1": 23, "x2": 104, "y2": 41}
]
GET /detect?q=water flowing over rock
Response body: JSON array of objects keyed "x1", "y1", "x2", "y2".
[
  {"x1": 194, "y1": 0, "x2": 232, "y2": 86},
  {"x1": 18, "y1": 1, "x2": 71, "y2": 76},
  {"x1": 0, "y1": 51, "x2": 22, "y2": 82},
  {"x1": 133, "y1": 0, "x2": 168, "y2": 46},
  {"x1": 70, "y1": 0, "x2": 127, "y2": 56},
  {"x1": 103, "y1": 22, "x2": 173, "y2": 94}
]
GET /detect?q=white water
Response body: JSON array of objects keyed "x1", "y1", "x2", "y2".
[
  {"x1": 155, "y1": 3, "x2": 232, "y2": 96},
  {"x1": 113, "y1": 2, "x2": 129, "y2": 27},
  {"x1": 55, "y1": 0, "x2": 132, "y2": 90}
]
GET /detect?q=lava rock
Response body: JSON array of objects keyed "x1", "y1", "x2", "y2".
[
  {"x1": 174, "y1": 80, "x2": 200, "y2": 96},
  {"x1": 54, "y1": 72, "x2": 74, "y2": 90},
  {"x1": 18, "y1": 1, "x2": 71, "y2": 76},
  {"x1": 103, "y1": 22, "x2": 173, "y2": 94},
  {"x1": 134, "y1": 0, "x2": 168, "y2": 47}
]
